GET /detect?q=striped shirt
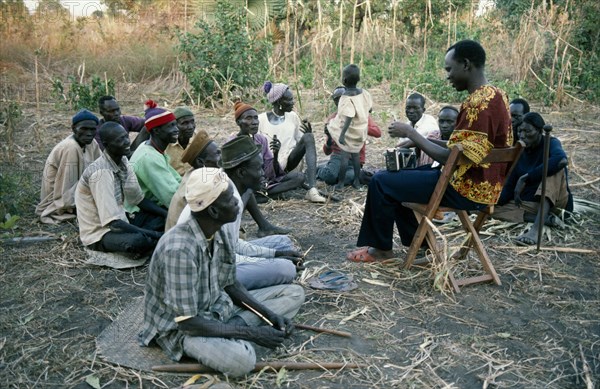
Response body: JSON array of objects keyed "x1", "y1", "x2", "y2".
[
  {"x1": 75, "y1": 151, "x2": 144, "y2": 246},
  {"x1": 140, "y1": 217, "x2": 237, "y2": 361}
]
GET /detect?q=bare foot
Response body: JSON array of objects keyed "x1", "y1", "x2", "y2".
[
  {"x1": 257, "y1": 225, "x2": 291, "y2": 237},
  {"x1": 515, "y1": 227, "x2": 539, "y2": 246},
  {"x1": 351, "y1": 178, "x2": 361, "y2": 189},
  {"x1": 334, "y1": 182, "x2": 344, "y2": 191}
]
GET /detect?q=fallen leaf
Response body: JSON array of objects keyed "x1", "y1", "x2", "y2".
[
  {"x1": 497, "y1": 332, "x2": 511, "y2": 338},
  {"x1": 362, "y1": 278, "x2": 390, "y2": 287},
  {"x1": 339, "y1": 306, "x2": 368, "y2": 325},
  {"x1": 276, "y1": 367, "x2": 288, "y2": 387},
  {"x1": 85, "y1": 375, "x2": 101, "y2": 389},
  {"x1": 183, "y1": 374, "x2": 214, "y2": 387}
]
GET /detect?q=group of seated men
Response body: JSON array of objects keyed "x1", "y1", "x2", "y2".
[{"x1": 34, "y1": 40, "x2": 574, "y2": 377}]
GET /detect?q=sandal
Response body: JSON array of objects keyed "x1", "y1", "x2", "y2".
[{"x1": 308, "y1": 270, "x2": 357, "y2": 292}]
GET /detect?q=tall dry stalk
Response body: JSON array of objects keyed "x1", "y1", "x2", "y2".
[
  {"x1": 359, "y1": 0, "x2": 372, "y2": 69},
  {"x1": 312, "y1": 0, "x2": 330, "y2": 89},
  {"x1": 390, "y1": 1, "x2": 397, "y2": 81},
  {"x1": 350, "y1": 0, "x2": 358, "y2": 64},
  {"x1": 446, "y1": 1, "x2": 451, "y2": 49},
  {"x1": 284, "y1": 0, "x2": 291, "y2": 78},
  {"x1": 512, "y1": 2, "x2": 582, "y2": 105},
  {"x1": 338, "y1": 0, "x2": 344, "y2": 77},
  {"x1": 293, "y1": 2, "x2": 298, "y2": 82}
]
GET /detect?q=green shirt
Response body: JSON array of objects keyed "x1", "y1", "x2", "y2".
[{"x1": 128, "y1": 143, "x2": 181, "y2": 211}]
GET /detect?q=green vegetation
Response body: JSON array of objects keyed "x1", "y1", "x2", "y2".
[
  {"x1": 177, "y1": 0, "x2": 271, "y2": 105},
  {"x1": 52, "y1": 75, "x2": 115, "y2": 111},
  {"x1": 0, "y1": 100, "x2": 22, "y2": 163}
]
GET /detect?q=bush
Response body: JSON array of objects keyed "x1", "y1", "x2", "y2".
[
  {"x1": 177, "y1": 0, "x2": 271, "y2": 105},
  {"x1": 52, "y1": 74, "x2": 115, "y2": 110}
]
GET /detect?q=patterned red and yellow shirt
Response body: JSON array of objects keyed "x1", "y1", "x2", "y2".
[{"x1": 447, "y1": 85, "x2": 513, "y2": 204}]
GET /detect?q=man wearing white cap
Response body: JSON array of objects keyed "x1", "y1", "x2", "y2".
[{"x1": 141, "y1": 167, "x2": 305, "y2": 377}]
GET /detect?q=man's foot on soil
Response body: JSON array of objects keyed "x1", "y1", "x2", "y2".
[
  {"x1": 305, "y1": 187, "x2": 326, "y2": 203},
  {"x1": 515, "y1": 228, "x2": 539, "y2": 246},
  {"x1": 351, "y1": 179, "x2": 361, "y2": 189},
  {"x1": 334, "y1": 182, "x2": 344, "y2": 191},
  {"x1": 256, "y1": 225, "x2": 292, "y2": 237}
]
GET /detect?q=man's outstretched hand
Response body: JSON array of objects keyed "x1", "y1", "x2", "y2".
[
  {"x1": 388, "y1": 121, "x2": 413, "y2": 138},
  {"x1": 301, "y1": 120, "x2": 313, "y2": 133}
]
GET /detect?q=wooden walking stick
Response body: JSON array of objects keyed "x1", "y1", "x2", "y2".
[
  {"x1": 241, "y1": 301, "x2": 352, "y2": 338},
  {"x1": 153, "y1": 361, "x2": 366, "y2": 373},
  {"x1": 537, "y1": 124, "x2": 553, "y2": 251},
  {"x1": 294, "y1": 323, "x2": 352, "y2": 338}
]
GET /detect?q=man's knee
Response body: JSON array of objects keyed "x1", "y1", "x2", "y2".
[
  {"x1": 270, "y1": 258, "x2": 297, "y2": 284},
  {"x1": 317, "y1": 164, "x2": 339, "y2": 185},
  {"x1": 184, "y1": 337, "x2": 256, "y2": 378},
  {"x1": 288, "y1": 172, "x2": 306, "y2": 185},
  {"x1": 283, "y1": 284, "x2": 305, "y2": 315},
  {"x1": 219, "y1": 342, "x2": 256, "y2": 377}
]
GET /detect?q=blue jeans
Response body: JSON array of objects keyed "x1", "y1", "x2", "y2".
[
  {"x1": 236, "y1": 235, "x2": 297, "y2": 290},
  {"x1": 317, "y1": 154, "x2": 355, "y2": 185}
]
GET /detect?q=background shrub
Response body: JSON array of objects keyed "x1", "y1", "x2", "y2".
[{"x1": 177, "y1": 0, "x2": 271, "y2": 105}]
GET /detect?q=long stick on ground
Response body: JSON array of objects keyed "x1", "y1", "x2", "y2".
[
  {"x1": 294, "y1": 323, "x2": 352, "y2": 338},
  {"x1": 537, "y1": 124, "x2": 553, "y2": 251},
  {"x1": 153, "y1": 361, "x2": 365, "y2": 373},
  {"x1": 496, "y1": 246, "x2": 595, "y2": 254}
]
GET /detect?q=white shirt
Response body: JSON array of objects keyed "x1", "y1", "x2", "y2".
[{"x1": 257, "y1": 111, "x2": 303, "y2": 170}]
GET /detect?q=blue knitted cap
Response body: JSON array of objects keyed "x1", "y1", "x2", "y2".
[{"x1": 72, "y1": 109, "x2": 99, "y2": 125}]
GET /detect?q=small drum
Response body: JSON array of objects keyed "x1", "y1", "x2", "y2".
[{"x1": 384, "y1": 148, "x2": 417, "y2": 172}]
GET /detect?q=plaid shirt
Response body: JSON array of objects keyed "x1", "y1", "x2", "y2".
[{"x1": 139, "y1": 217, "x2": 237, "y2": 361}]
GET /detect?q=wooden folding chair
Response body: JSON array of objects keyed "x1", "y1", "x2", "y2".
[{"x1": 402, "y1": 141, "x2": 525, "y2": 292}]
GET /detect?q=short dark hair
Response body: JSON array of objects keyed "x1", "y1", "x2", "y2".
[
  {"x1": 522, "y1": 112, "x2": 545, "y2": 130},
  {"x1": 98, "y1": 121, "x2": 123, "y2": 144},
  {"x1": 98, "y1": 95, "x2": 116, "y2": 108},
  {"x1": 447, "y1": 40, "x2": 486, "y2": 68},
  {"x1": 439, "y1": 105, "x2": 459, "y2": 114},
  {"x1": 407, "y1": 93, "x2": 425, "y2": 107},
  {"x1": 343, "y1": 64, "x2": 360, "y2": 85},
  {"x1": 510, "y1": 98, "x2": 530, "y2": 113}
]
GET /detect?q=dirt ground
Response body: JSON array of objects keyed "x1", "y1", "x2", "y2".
[{"x1": 1, "y1": 90, "x2": 599, "y2": 388}]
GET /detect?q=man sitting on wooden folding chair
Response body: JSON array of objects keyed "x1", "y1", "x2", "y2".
[{"x1": 347, "y1": 39, "x2": 513, "y2": 263}]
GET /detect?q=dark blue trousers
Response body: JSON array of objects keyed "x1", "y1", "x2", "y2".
[{"x1": 357, "y1": 166, "x2": 486, "y2": 250}]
